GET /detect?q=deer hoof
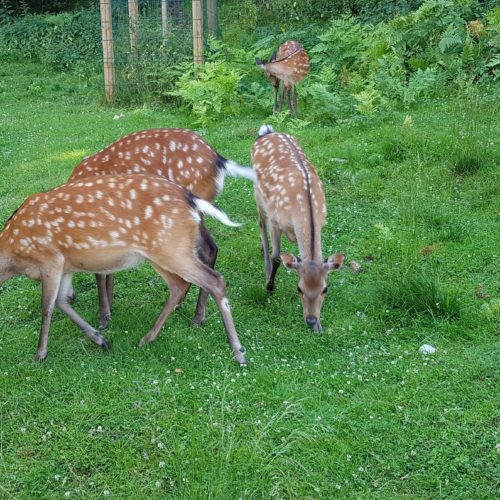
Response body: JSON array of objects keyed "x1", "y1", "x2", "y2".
[
  {"x1": 191, "y1": 314, "x2": 206, "y2": 327},
  {"x1": 99, "y1": 336, "x2": 112, "y2": 352},
  {"x1": 34, "y1": 351, "x2": 47, "y2": 362}
]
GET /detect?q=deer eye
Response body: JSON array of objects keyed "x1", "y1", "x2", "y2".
[
  {"x1": 322, "y1": 287, "x2": 328, "y2": 295},
  {"x1": 297, "y1": 286, "x2": 303, "y2": 295}
]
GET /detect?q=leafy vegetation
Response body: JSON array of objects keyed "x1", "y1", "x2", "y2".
[
  {"x1": 1, "y1": 1, "x2": 498, "y2": 122},
  {"x1": 0, "y1": 56, "x2": 498, "y2": 498}
]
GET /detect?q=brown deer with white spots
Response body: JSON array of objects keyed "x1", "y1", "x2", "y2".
[
  {"x1": 0, "y1": 174, "x2": 247, "y2": 365},
  {"x1": 252, "y1": 125, "x2": 345, "y2": 332},
  {"x1": 256, "y1": 40, "x2": 310, "y2": 117},
  {"x1": 68, "y1": 128, "x2": 256, "y2": 329}
]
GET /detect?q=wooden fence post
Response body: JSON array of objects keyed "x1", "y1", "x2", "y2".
[
  {"x1": 192, "y1": 0, "x2": 203, "y2": 65},
  {"x1": 207, "y1": 0, "x2": 217, "y2": 38},
  {"x1": 100, "y1": 0, "x2": 115, "y2": 103},
  {"x1": 128, "y1": 0, "x2": 139, "y2": 61},
  {"x1": 161, "y1": 0, "x2": 169, "y2": 41}
]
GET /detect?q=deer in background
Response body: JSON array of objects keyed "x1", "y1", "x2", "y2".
[
  {"x1": 68, "y1": 128, "x2": 256, "y2": 329},
  {"x1": 0, "y1": 174, "x2": 247, "y2": 365},
  {"x1": 256, "y1": 40, "x2": 310, "y2": 117},
  {"x1": 252, "y1": 125, "x2": 344, "y2": 332}
]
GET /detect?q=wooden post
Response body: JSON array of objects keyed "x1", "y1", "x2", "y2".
[
  {"x1": 128, "y1": 0, "x2": 139, "y2": 61},
  {"x1": 99, "y1": 0, "x2": 115, "y2": 103},
  {"x1": 207, "y1": 0, "x2": 217, "y2": 38},
  {"x1": 192, "y1": 0, "x2": 203, "y2": 65},
  {"x1": 161, "y1": 0, "x2": 168, "y2": 41}
]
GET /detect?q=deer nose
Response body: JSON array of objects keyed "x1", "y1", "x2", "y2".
[{"x1": 306, "y1": 316, "x2": 318, "y2": 328}]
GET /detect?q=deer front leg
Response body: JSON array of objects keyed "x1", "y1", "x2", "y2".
[
  {"x1": 57, "y1": 274, "x2": 111, "y2": 351},
  {"x1": 266, "y1": 223, "x2": 281, "y2": 292},
  {"x1": 36, "y1": 266, "x2": 63, "y2": 361},
  {"x1": 192, "y1": 222, "x2": 218, "y2": 326},
  {"x1": 106, "y1": 274, "x2": 115, "y2": 313},
  {"x1": 96, "y1": 273, "x2": 111, "y2": 329}
]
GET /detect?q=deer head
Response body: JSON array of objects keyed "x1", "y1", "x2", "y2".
[{"x1": 281, "y1": 253, "x2": 345, "y2": 332}]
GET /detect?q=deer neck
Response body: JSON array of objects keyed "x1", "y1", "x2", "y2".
[{"x1": 297, "y1": 222, "x2": 322, "y2": 263}]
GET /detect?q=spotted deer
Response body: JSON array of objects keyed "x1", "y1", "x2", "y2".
[
  {"x1": 256, "y1": 40, "x2": 310, "y2": 117},
  {"x1": 252, "y1": 125, "x2": 345, "y2": 332},
  {"x1": 68, "y1": 128, "x2": 256, "y2": 329},
  {"x1": 0, "y1": 174, "x2": 247, "y2": 365}
]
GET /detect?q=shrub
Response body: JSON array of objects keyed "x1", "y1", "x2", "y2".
[{"x1": 0, "y1": 9, "x2": 101, "y2": 72}]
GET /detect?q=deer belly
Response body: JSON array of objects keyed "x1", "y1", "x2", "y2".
[{"x1": 65, "y1": 250, "x2": 145, "y2": 273}]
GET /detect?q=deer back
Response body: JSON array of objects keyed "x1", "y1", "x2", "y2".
[
  {"x1": 0, "y1": 175, "x2": 202, "y2": 278},
  {"x1": 69, "y1": 129, "x2": 224, "y2": 202},
  {"x1": 263, "y1": 41, "x2": 310, "y2": 87},
  {"x1": 252, "y1": 132, "x2": 326, "y2": 260}
]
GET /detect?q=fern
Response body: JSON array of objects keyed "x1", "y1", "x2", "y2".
[
  {"x1": 169, "y1": 62, "x2": 243, "y2": 126},
  {"x1": 438, "y1": 24, "x2": 463, "y2": 53},
  {"x1": 354, "y1": 86, "x2": 381, "y2": 116},
  {"x1": 403, "y1": 67, "x2": 438, "y2": 106}
]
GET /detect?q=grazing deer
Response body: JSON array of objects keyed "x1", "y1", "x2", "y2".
[
  {"x1": 252, "y1": 125, "x2": 344, "y2": 332},
  {"x1": 0, "y1": 174, "x2": 247, "y2": 365},
  {"x1": 68, "y1": 128, "x2": 256, "y2": 329},
  {"x1": 256, "y1": 40, "x2": 310, "y2": 117}
]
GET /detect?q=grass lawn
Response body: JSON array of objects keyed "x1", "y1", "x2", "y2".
[{"x1": 0, "y1": 61, "x2": 499, "y2": 498}]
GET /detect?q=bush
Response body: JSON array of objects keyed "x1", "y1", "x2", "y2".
[
  {"x1": 169, "y1": 61, "x2": 243, "y2": 126},
  {"x1": 0, "y1": 9, "x2": 101, "y2": 72}
]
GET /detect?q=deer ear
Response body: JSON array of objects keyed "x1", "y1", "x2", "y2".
[
  {"x1": 324, "y1": 253, "x2": 345, "y2": 272},
  {"x1": 281, "y1": 253, "x2": 301, "y2": 270}
]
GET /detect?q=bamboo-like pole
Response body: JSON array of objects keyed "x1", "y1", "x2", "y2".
[
  {"x1": 161, "y1": 0, "x2": 169, "y2": 41},
  {"x1": 99, "y1": 0, "x2": 115, "y2": 103},
  {"x1": 192, "y1": 0, "x2": 203, "y2": 65},
  {"x1": 207, "y1": 0, "x2": 217, "y2": 38},
  {"x1": 128, "y1": 0, "x2": 139, "y2": 61}
]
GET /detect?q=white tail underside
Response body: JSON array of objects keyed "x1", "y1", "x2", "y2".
[{"x1": 192, "y1": 198, "x2": 241, "y2": 227}]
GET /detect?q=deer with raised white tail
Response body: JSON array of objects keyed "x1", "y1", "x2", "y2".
[
  {"x1": 68, "y1": 128, "x2": 256, "y2": 329},
  {"x1": 0, "y1": 174, "x2": 247, "y2": 365},
  {"x1": 256, "y1": 40, "x2": 310, "y2": 117},
  {"x1": 252, "y1": 125, "x2": 345, "y2": 332}
]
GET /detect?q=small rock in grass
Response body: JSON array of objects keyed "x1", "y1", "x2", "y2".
[
  {"x1": 349, "y1": 260, "x2": 363, "y2": 273},
  {"x1": 419, "y1": 344, "x2": 436, "y2": 354}
]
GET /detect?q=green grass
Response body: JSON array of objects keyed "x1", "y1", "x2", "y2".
[{"x1": 0, "y1": 61, "x2": 499, "y2": 498}]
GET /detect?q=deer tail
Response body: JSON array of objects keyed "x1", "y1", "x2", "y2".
[{"x1": 190, "y1": 196, "x2": 241, "y2": 228}]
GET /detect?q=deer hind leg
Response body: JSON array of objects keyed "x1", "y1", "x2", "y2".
[
  {"x1": 182, "y1": 264, "x2": 246, "y2": 365},
  {"x1": 291, "y1": 85, "x2": 298, "y2": 117},
  {"x1": 35, "y1": 265, "x2": 64, "y2": 361},
  {"x1": 258, "y1": 208, "x2": 272, "y2": 278},
  {"x1": 139, "y1": 269, "x2": 191, "y2": 347},
  {"x1": 192, "y1": 221, "x2": 218, "y2": 326},
  {"x1": 57, "y1": 274, "x2": 111, "y2": 352},
  {"x1": 284, "y1": 85, "x2": 293, "y2": 115},
  {"x1": 266, "y1": 223, "x2": 282, "y2": 292},
  {"x1": 279, "y1": 83, "x2": 287, "y2": 112},
  {"x1": 272, "y1": 80, "x2": 280, "y2": 114}
]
